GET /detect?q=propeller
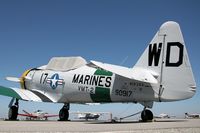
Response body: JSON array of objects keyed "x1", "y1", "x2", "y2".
[{"x1": 5, "y1": 69, "x2": 32, "y2": 89}]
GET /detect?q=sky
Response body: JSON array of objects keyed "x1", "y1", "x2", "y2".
[{"x1": 0, "y1": 0, "x2": 199, "y2": 119}]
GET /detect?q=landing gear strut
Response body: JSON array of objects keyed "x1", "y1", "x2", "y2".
[
  {"x1": 141, "y1": 108, "x2": 153, "y2": 122},
  {"x1": 59, "y1": 103, "x2": 70, "y2": 121},
  {"x1": 8, "y1": 99, "x2": 19, "y2": 120}
]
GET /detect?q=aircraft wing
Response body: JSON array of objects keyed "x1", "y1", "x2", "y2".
[
  {"x1": 90, "y1": 61, "x2": 158, "y2": 84},
  {"x1": 153, "y1": 115, "x2": 162, "y2": 119},
  {"x1": 43, "y1": 114, "x2": 59, "y2": 118},
  {"x1": 0, "y1": 86, "x2": 51, "y2": 102},
  {"x1": 18, "y1": 113, "x2": 37, "y2": 118},
  {"x1": 70, "y1": 111, "x2": 110, "y2": 114}
]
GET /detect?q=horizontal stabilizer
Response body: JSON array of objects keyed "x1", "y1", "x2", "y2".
[{"x1": 90, "y1": 60, "x2": 158, "y2": 84}]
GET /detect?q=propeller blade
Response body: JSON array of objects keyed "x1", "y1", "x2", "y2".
[
  {"x1": 25, "y1": 76, "x2": 32, "y2": 80},
  {"x1": 6, "y1": 77, "x2": 21, "y2": 82}
]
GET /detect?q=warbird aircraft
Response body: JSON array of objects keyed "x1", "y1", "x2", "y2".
[
  {"x1": 0, "y1": 21, "x2": 196, "y2": 122},
  {"x1": 154, "y1": 113, "x2": 174, "y2": 119},
  {"x1": 73, "y1": 112, "x2": 102, "y2": 120},
  {"x1": 18, "y1": 110, "x2": 58, "y2": 120}
]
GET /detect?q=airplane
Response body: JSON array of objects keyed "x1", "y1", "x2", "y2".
[
  {"x1": 185, "y1": 113, "x2": 200, "y2": 119},
  {"x1": 18, "y1": 110, "x2": 58, "y2": 120},
  {"x1": 0, "y1": 21, "x2": 196, "y2": 122},
  {"x1": 72, "y1": 112, "x2": 103, "y2": 120},
  {"x1": 71, "y1": 111, "x2": 111, "y2": 121},
  {"x1": 154, "y1": 113, "x2": 175, "y2": 119},
  {"x1": 78, "y1": 113, "x2": 100, "y2": 120}
]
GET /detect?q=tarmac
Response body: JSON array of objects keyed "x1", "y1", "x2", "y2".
[{"x1": 0, "y1": 119, "x2": 200, "y2": 133}]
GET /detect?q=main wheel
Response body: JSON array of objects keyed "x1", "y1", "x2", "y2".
[
  {"x1": 8, "y1": 106, "x2": 18, "y2": 120},
  {"x1": 141, "y1": 109, "x2": 153, "y2": 122},
  {"x1": 59, "y1": 107, "x2": 69, "y2": 121}
]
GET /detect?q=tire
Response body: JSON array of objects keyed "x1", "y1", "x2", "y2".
[
  {"x1": 141, "y1": 109, "x2": 153, "y2": 122},
  {"x1": 8, "y1": 106, "x2": 18, "y2": 120},
  {"x1": 59, "y1": 107, "x2": 69, "y2": 121}
]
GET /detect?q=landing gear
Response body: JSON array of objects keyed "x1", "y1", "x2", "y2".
[
  {"x1": 59, "y1": 103, "x2": 70, "y2": 121},
  {"x1": 8, "y1": 99, "x2": 19, "y2": 120},
  {"x1": 141, "y1": 109, "x2": 153, "y2": 122}
]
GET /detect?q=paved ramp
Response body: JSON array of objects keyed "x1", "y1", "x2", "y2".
[{"x1": 0, "y1": 119, "x2": 200, "y2": 133}]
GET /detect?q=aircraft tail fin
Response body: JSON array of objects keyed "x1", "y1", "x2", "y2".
[
  {"x1": 23, "y1": 110, "x2": 31, "y2": 115},
  {"x1": 134, "y1": 21, "x2": 196, "y2": 101}
]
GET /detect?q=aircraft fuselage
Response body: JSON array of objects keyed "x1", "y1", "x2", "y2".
[{"x1": 24, "y1": 65, "x2": 156, "y2": 103}]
